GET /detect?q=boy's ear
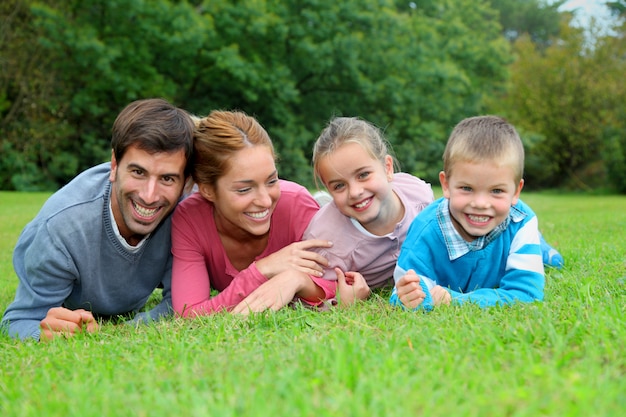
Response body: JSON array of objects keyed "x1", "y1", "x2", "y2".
[
  {"x1": 439, "y1": 171, "x2": 451, "y2": 199},
  {"x1": 512, "y1": 178, "x2": 524, "y2": 205}
]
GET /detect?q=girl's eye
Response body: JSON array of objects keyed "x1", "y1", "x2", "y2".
[
  {"x1": 358, "y1": 171, "x2": 370, "y2": 180},
  {"x1": 267, "y1": 178, "x2": 279, "y2": 186},
  {"x1": 236, "y1": 188, "x2": 252, "y2": 194},
  {"x1": 332, "y1": 183, "x2": 345, "y2": 191}
]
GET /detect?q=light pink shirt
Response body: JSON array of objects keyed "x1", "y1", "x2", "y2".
[
  {"x1": 304, "y1": 173, "x2": 433, "y2": 300},
  {"x1": 171, "y1": 180, "x2": 319, "y2": 316}
]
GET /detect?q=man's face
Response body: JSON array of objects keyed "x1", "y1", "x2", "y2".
[{"x1": 109, "y1": 144, "x2": 187, "y2": 245}]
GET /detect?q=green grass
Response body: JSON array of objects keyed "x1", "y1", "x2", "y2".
[{"x1": 1, "y1": 190, "x2": 625, "y2": 417}]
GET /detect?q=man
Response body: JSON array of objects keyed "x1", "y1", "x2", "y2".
[{"x1": 1, "y1": 98, "x2": 195, "y2": 341}]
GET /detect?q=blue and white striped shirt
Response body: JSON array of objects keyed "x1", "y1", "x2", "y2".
[{"x1": 395, "y1": 198, "x2": 545, "y2": 307}]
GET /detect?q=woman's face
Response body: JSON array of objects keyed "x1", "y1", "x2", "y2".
[{"x1": 201, "y1": 145, "x2": 280, "y2": 237}]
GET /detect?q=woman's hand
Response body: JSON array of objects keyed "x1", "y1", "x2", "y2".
[{"x1": 254, "y1": 239, "x2": 332, "y2": 279}]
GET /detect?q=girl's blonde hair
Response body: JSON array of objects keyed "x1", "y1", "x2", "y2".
[{"x1": 312, "y1": 117, "x2": 396, "y2": 186}]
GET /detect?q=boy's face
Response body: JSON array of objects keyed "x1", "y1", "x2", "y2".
[{"x1": 439, "y1": 160, "x2": 523, "y2": 242}]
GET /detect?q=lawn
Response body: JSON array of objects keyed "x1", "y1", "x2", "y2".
[{"x1": 0, "y1": 190, "x2": 624, "y2": 417}]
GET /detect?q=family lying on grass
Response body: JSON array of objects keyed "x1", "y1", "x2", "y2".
[{"x1": 1, "y1": 98, "x2": 564, "y2": 341}]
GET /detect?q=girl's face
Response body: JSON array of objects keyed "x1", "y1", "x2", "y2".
[
  {"x1": 200, "y1": 146, "x2": 280, "y2": 238},
  {"x1": 439, "y1": 160, "x2": 523, "y2": 242},
  {"x1": 318, "y1": 141, "x2": 399, "y2": 235}
]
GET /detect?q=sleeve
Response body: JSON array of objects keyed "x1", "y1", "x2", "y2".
[
  {"x1": 171, "y1": 205, "x2": 268, "y2": 317},
  {"x1": 1, "y1": 224, "x2": 77, "y2": 341},
  {"x1": 448, "y1": 216, "x2": 545, "y2": 307}
]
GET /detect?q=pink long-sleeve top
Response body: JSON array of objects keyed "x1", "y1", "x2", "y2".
[{"x1": 171, "y1": 180, "x2": 319, "y2": 316}]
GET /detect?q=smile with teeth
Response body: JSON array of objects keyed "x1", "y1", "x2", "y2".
[
  {"x1": 354, "y1": 198, "x2": 371, "y2": 209},
  {"x1": 467, "y1": 214, "x2": 490, "y2": 223},
  {"x1": 133, "y1": 201, "x2": 159, "y2": 218},
  {"x1": 247, "y1": 209, "x2": 269, "y2": 219}
]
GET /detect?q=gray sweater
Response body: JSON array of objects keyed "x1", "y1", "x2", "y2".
[{"x1": 1, "y1": 163, "x2": 173, "y2": 340}]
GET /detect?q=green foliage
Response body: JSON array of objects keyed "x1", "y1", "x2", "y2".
[
  {"x1": 487, "y1": 0, "x2": 565, "y2": 46},
  {"x1": 494, "y1": 16, "x2": 626, "y2": 191},
  {"x1": 1, "y1": 191, "x2": 625, "y2": 416},
  {"x1": 0, "y1": 0, "x2": 510, "y2": 190},
  {"x1": 2, "y1": 0, "x2": 621, "y2": 192}
]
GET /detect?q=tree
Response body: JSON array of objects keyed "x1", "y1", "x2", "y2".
[
  {"x1": 1, "y1": 0, "x2": 513, "y2": 190},
  {"x1": 497, "y1": 17, "x2": 626, "y2": 190}
]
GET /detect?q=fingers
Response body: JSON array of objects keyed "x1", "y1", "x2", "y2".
[
  {"x1": 335, "y1": 267, "x2": 347, "y2": 285},
  {"x1": 431, "y1": 285, "x2": 451, "y2": 306},
  {"x1": 396, "y1": 273, "x2": 426, "y2": 310},
  {"x1": 336, "y1": 269, "x2": 371, "y2": 306},
  {"x1": 39, "y1": 307, "x2": 98, "y2": 341},
  {"x1": 298, "y1": 239, "x2": 333, "y2": 251}
]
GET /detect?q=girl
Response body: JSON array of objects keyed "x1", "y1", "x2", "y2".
[{"x1": 234, "y1": 116, "x2": 434, "y2": 311}]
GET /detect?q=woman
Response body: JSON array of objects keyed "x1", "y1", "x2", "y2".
[{"x1": 171, "y1": 110, "x2": 331, "y2": 316}]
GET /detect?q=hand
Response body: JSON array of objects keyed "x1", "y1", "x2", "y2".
[
  {"x1": 431, "y1": 285, "x2": 451, "y2": 306},
  {"x1": 231, "y1": 271, "x2": 305, "y2": 315},
  {"x1": 254, "y1": 239, "x2": 332, "y2": 279},
  {"x1": 336, "y1": 268, "x2": 370, "y2": 306},
  {"x1": 40, "y1": 307, "x2": 99, "y2": 341},
  {"x1": 395, "y1": 270, "x2": 427, "y2": 310}
]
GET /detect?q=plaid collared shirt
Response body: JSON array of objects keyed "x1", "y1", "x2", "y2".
[{"x1": 437, "y1": 199, "x2": 527, "y2": 261}]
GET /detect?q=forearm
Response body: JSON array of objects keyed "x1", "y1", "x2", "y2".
[{"x1": 295, "y1": 273, "x2": 326, "y2": 304}]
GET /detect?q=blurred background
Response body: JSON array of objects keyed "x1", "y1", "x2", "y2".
[{"x1": 1, "y1": 0, "x2": 625, "y2": 193}]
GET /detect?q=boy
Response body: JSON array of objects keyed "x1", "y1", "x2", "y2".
[{"x1": 391, "y1": 115, "x2": 546, "y2": 310}]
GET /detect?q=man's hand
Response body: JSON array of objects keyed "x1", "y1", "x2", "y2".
[{"x1": 40, "y1": 307, "x2": 99, "y2": 341}]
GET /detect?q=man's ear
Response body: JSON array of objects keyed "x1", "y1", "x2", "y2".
[{"x1": 109, "y1": 150, "x2": 117, "y2": 182}]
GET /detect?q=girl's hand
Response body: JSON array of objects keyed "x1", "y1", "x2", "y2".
[{"x1": 336, "y1": 268, "x2": 370, "y2": 306}]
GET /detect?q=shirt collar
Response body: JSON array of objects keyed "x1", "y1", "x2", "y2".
[{"x1": 437, "y1": 199, "x2": 526, "y2": 260}]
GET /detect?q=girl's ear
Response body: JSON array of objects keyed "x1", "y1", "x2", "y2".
[
  {"x1": 384, "y1": 155, "x2": 394, "y2": 181},
  {"x1": 198, "y1": 183, "x2": 216, "y2": 202}
]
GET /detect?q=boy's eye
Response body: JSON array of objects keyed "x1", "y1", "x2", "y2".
[
  {"x1": 461, "y1": 186, "x2": 472, "y2": 192},
  {"x1": 492, "y1": 189, "x2": 504, "y2": 194}
]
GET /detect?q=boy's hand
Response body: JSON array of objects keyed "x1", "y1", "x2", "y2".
[
  {"x1": 431, "y1": 285, "x2": 451, "y2": 306},
  {"x1": 395, "y1": 270, "x2": 427, "y2": 310}
]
